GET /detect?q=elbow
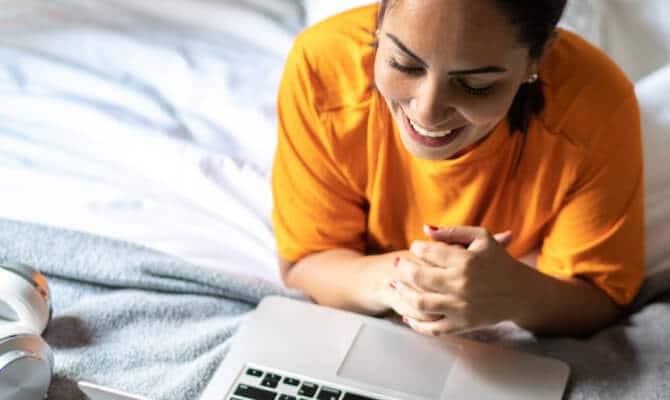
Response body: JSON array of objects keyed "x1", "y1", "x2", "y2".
[{"x1": 278, "y1": 257, "x2": 297, "y2": 288}]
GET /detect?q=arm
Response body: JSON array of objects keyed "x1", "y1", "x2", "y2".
[
  {"x1": 517, "y1": 95, "x2": 643, "y2": 335},
  {"x1": 390, "y1": 226, "x2": 630, "y2": 338},
  {"x1": 279, "y1": 250, "x2": 388, "y2": 316},
  {"x1": 511, "y1": 249, "x2": 621, "y2": 336},
  {"x1": 279, "y1": 233, "x2": 534, "y2": 323},
  {"x1": 513, "y1": 260, "x2": 622, "y2": 336},
  {"x1": 279, "y1": 250, "x2": 450, "y2": 323}
]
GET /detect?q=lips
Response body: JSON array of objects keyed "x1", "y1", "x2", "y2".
[
  {"x1": 409, "y1": 119, "x2": 455, "y2": 137},
  {"x1": 401, "y1": 108, "x2": 466, "y2": 148}
]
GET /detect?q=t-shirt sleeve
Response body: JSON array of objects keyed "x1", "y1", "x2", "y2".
[
  {"x1": 538, "y1": 94, "x2": 645, "y2": 305},
  {"x1": 271, "y1": 38, "x2": 367, "y2": 263}
]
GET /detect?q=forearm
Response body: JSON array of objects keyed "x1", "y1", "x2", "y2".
[
  {"x1": 281, "y1": 249, "x2": 392, "y2": 316},
  {"x1": 515, "y1": 264, "x2": 622, "y2": 337}
]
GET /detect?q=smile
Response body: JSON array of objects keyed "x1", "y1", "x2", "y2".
[
  {"x1": 401, "y1": 108, "x2": 466, "y2": 148},
  {"x1": 408, "y1": 119, "x2": 454, "y2": 138}
]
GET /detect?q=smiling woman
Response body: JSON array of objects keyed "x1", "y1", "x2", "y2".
[
  {"x1": 374, "y1": 0, "x2": 557, "y2": 161},
  {"x1": 271, "y1": 0, "x2": 644, "y2": 337}
]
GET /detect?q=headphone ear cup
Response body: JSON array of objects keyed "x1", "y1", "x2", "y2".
[
  {"x1": 0, "y1": 323, "x2": 53, "y2": 400},
  {"x1": 0, "y1": 264, "x2": 51, "y2": 334}
]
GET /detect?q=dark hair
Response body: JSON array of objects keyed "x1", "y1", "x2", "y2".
[{"x1": 376, "y1": 0, "x2": 567, "y2": 167}]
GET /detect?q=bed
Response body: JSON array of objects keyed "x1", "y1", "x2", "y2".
[{"x1": 1, "y1": 1, "x2": 669, "y2": 399}]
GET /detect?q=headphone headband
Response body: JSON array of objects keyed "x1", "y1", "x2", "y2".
[
  {"x1": 0, "y1": 262, "x2": 52, "y2": 323},
  {"x1": 0, "y1": 263, "x2": 54, "y2": 400}
]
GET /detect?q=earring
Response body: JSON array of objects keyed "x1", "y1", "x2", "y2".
[
  {"x1": 526, "y1": 73, "x2": 539, "y2": 84},
  {"x1": 375, "y1": 29, "x2": 381, "y2": 38}
]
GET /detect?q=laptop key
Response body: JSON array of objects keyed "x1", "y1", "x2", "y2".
[
  {"x1": 298, "y1": 382, "x2": 319, "y2": 397},
  {"x1": 246, "y1": 368, "x2": 264, "y2": 378},
  {"x1": 260, "y1": 378, "x2": 280, "y2": 389},
  {"x1": 278, "y1": 395, "x2": 297, "y2": 400},
  {"x1": 317, "y1": 387, "x2": 341, "y2": 400},
  {"x1": 342, "y1": 393, "x2": 383, "y2": 400},
  {"x1": 283, "y1": 377, "x2": 300, "y2": 386},
  {"x1": 266, "y1": 373, "x2": 282, "y2": 381},
  {"x1": 234, "y1": 384, "x2": 277, "y2": 400}
]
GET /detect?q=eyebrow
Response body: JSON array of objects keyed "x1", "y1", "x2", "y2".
[
  {"x1": 385, "y1": 33, "x2": 508, "y2": 76},
  {"x1": 386, "y1": 33, "x2": 428, "y2": 68},
  {"x1": 448, "y1": 66, "x2": 507, "y2": 76}
]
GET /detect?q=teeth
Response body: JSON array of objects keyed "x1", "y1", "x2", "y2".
[{"x1": 409, "y1": 119, "x2": 453, "y2": 137}]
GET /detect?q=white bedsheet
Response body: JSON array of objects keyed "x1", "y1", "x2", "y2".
[
  {"x1": 1, "y1": 1, "x2": 669, "y2": 286},
  {"x1": 0, "y1": 0, "x2": 304, "y2": 283},
  {"x1": 0, "y1": 125, "x2": 280, "y2": 282}
]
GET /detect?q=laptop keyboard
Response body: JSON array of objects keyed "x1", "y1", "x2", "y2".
[{"x1": 228, "y1": 366, "x2": 385, "y2": 400}]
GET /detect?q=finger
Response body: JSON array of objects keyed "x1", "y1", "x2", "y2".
[
  {"x1": 425, "y1": 226, "x2": 512, "y2": 248},
  {"x1": 391, "y1": 279, "x2": 462, "y2": 316},
  {"x1": 518, "y1": 248, "x2": 539, "y2": 268},
  {"x1": 387, "y1": 280, "x2": 443, "y2": 322},
  {"x1": 384, "y1": 312, "x2": 405, "y2": 325},
  {"x1": 405, "y1": 316, "x2": 488, "y2": 336},
  {"x1": 423, "y1": 225, "x2": 493, "y2": 252},
  {"x1": 404, "y1": 315, "x2": 466, "y2": 337},
  {"x1": 392, "y1": 254, "x2": 438, "y2": 294},
  {"x1": 409, "y1": 240, "x2": 468, "y2": 273},
  {"x1": 492, "y1": 231, "x2": 513, "y2": 246},
  {"x1": 396, "y1": 254, "x2": 461, "y2": 293}
]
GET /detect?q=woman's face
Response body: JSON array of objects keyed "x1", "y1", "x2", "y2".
[{"x1": 375, "y1": 0, "x2": 539, "y2": 160}]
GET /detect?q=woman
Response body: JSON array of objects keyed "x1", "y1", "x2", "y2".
[{"x1": 272, "y1": 0, "x2": 644, "y2": 337}]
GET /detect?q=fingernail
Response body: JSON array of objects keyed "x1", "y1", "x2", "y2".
[
  {"x1": 394, "y1": 256, "x2": 400, "y2": 268},
  {"x1": 427, "y1": 225, "x2": 439, "y2": 231},
  {"x1": 389, "y1": 280, "x2": 397, "y2": 290},
  {"x1": 402, "y1": 316, "x2": 409, "y2": 324}
]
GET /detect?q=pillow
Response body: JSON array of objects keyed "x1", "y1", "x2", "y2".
[
  {"x1": 597, "y1": 0, "x2": 670, "y2": 83},
  {"x1": 559, "y1": 0, "x2": 604, "y2": 49},
  {"x1": 632, "y1": 64, "x2": 670, "y2": 307},
  {"x1": 561, "y1": 0, "x2": 670, "y2": 82}
]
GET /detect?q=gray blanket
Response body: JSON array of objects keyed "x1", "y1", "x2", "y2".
[{"x1": 1, "y1": 219, "x2": 669, "y2": 400}]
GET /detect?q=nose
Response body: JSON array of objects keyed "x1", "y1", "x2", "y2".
[{"x1": 410, "y1": 78, "x2": 454, "y2": 129}]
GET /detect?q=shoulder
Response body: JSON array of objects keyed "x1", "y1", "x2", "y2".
[
  {"x1": 539, "y1": 29, "x2": 638, "y2": 150},
  {"x1": 278, "y1": 5, "x2": 380, "y2": 195},
  {"x1": 288, "y1": 4, "x2": 378, "y2": 113}
]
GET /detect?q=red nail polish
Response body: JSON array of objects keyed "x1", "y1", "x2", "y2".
[
  {"x1": 427, "y1": 225, "x2": 438, "y2": 231},
  {"x1": 394, "y1": 256, "x2": 400, "y2": 267},
  {"x1": 389, "y1": 281, "x2": 397, "y2": 290}
]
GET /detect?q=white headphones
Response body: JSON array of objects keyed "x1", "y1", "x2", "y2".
[{"x1": 0, "y1": 262, "x2": 53, "y2": 400}]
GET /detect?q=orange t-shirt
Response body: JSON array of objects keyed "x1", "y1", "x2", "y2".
[{"x1": 271, "y1": 5, "x2": 645, "y2": 305}]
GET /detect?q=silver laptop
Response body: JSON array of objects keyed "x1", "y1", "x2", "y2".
[
  {"x1": 79, "y1": 296, "x2": 569, "y2": 400},
  {"x1": 78, "y1": 381, "x2": 151, "y2": 400},
  {"x1": 199, "y1": 295, "x2": 569, "y2": 400}
]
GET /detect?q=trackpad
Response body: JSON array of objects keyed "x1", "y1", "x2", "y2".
[{"x1": 337, "y1": 323, "x2": 460, "y2": 398}]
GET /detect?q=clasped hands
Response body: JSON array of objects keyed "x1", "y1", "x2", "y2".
[{"x1": 382, "y1": 225, "x2": 531, "y2": 336}]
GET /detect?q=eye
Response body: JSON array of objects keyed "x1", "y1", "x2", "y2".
[
  {"x1": 456, "y1": 79, "x2": 496, "y2": 96},
  {"x1": 389, "y1": 58, "x2": 424, "y2": 76}
]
